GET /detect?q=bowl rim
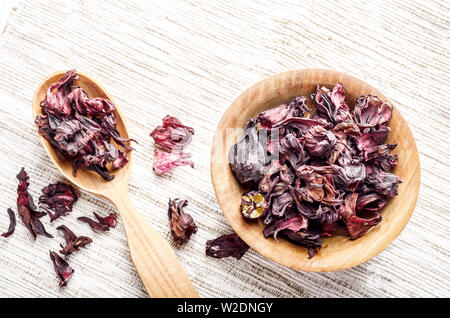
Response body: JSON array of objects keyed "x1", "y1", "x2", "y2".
[{"x1": 210, "y1": 69, "x2": 420, "y2": 272}]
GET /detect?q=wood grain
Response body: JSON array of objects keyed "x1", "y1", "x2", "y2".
[
  {"x1": 32, "y1": 71, "x2": 199, "y2": 298},
  {"x1": 211, "y1": 69, "x2": 420, "y2": 272}
]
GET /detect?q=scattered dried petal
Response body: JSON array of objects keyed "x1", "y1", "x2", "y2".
[
  {"x1": 16, "y1": 168, "x2": 53, "y2": 240},
  {"x1": 153, "y1": 150, "x2": 194, "y2": 176},
  {"x1": 168, "y1": 199, "x2": 197, "y2": 245},
  {"x1": 49, "y1": 251, "x2": 74, "y2": 287},
  {"x1": 93, "y1": 212, "x2": 117, "y2": 228},
  {"x1": 57, "y1": 225, "x2": 92, "y2": 256},
  {"x1": 39, "y1": 182, "x2": 78, "y2": 222},
  {"x1": 1, "y1": 208, "x2": 16, "y2": 238},
  {"x1": 77, "y1": 216, "x2": 110, "y2": 232},
  {"x1": 205, "y1": 233, "x2": 249, "y2": 260},
  {"x1": 150, "y1": 115, "x2": 194, "y2": 152}
]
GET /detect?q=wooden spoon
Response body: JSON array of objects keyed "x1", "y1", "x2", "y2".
[{"x1": 33, "y1": 71, "x2": 199, "y2": 297}]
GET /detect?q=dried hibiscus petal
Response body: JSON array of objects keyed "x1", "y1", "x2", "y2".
[
  {"x1": 16, "y1": 168, "x2": 53, "y2": 240},
  {"x1": 77, "y1": 215, "x2": 110, "y2": 232},
  {"x1": 153, "y1": 150, "x2": 194, "y2": 176},
  {"x1": 257, "y1": 96, "x2": 308, "y2": 128},
  {"x1": 57, "y1": 225, "x2": 92, "y2": 256},
  {"x1": 1, "y1": 208, "x2": 16, "y2": 238},
  {"x1": 168, "y1": 199, "x2": 197, "y2": 245},
  {"x1": 205, "y1": 233, "x2": 249, "y2": 260},
  {"x1": 150, "y1": 115, "x2": 194, "y2": 152},
  {"x1": 240, "y1": 191, "x2": 268, "y2": 219},
  {"x1": 354, "y1": 95, "x2": 392, "y2": 127},
  {"x1": 331, "y1": 157, "x2": 366, "y2": 190},
  {"x1": 93, "y1": 212, "x2": 117, "y2": 228},
  {"x1": 49, "y1": 251, "x2": 74, "y2": 287},
  {"x1": 39, "y1": 182, "x2": 78, "y2": 222},
  {"x1": 356, "y1": 193, "x2": 388, "y2": 213},
  {"x1": 283, "y1": 229, "x2": 322, "y2": 258}
]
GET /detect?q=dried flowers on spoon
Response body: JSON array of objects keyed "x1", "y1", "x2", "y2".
[{"x1": 35, "y1": 69, "x2": 135, "y2": 181}]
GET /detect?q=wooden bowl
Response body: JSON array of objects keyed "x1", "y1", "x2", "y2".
[{"x1": 210, "y1": 69, "x2": 420, "y2": 271}]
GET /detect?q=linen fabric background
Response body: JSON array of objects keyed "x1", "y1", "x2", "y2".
[{"x1": 0, "y1": 0, "x2": 448, "y2": 298}]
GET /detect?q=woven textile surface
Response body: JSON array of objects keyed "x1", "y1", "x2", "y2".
[{"x1": 0, "y1": 0, "x2": 448, "y2": 298}]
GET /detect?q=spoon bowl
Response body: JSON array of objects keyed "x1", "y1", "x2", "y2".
[
  {"x1": 33, "y1": 71, "x2": 198, "y2": 297},
  {"x1": 32, "y1": 71, "x2": 132, "y2": 196}
]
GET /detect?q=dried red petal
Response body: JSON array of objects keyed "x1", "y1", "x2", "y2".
[
  {"x1": 93, "y1": 212, "x2": 117, "y2": 228},
  {"x1": 229, "y1": 119, "x2": 269, "y2": 184},
  {"x1": 339, "y1": 193, "x2": 382, "y2": 239},
  {"x1": 49, "y1": 251, "x2": 74, "y2": 287},
  {"x1": 168, "y1": 199, "x2": 197, "y2": 245},
  {"x1": 1, "y1": 208, "x2": 16, "y2": 238},
  {"x1": 68, "y1": 87, "x2": 115, "y2": 116},
  {"x1": 354, "y1": 95, "x2": 392, "y2": 127},
  {"x1": 77, "y1": 216, "x2": 110, "y2": 232},
  {"x1": 57, "y1": 225, "x2": 92, "y2": 256},
  {"x1": 205, "y1": 233, "x2": 249, "y2": 260},
  {"x1": 304, "y1": 125, "x2": 336, "y2": 157},
  {"x1": 39, "y1": 182, "x2": 78, "y2": 222},
  {"x1": 263, "y1": 215, "x2": 307, "y2": 241},
  {"x1": 41, "y1": 69, "x2": 77, "y2": 117},
  {"x1": 153, "y1": 150, "x2": 194, "y2": 176},
  {"x1": 16, "y1": 168, "x2": 53, "y2": 240},
  {"x1": 150, "y1": 115, "x2": 194, "y2": 152},
  {"x1": 257, "y1": 96, "x2": 308, "y2": 128}
]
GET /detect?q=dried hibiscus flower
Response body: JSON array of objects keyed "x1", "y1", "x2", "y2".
[
  {"x1": 93, "y1": 212, "x2": 117, "y2": 228},
  {"x1": 49, "y1": 250, "x2": 74, "y2": 287},
  {"x1": 1, "y1": 208, "x2": 16, "y2": 238},
  {"x1": 39, "y1": 182, "x2": 78, "y2": 222},
  {"x1": 153, "y1": 150, "x2": 194, "y2": 176},
  {"x1": 150, "y1": 115, "x2": 195, "y2": 176},
  {"x1": 35, "y1": 70, "x2": 134, "y2": 181},
  {"x1": 57, "y1": 225, "x2": 92, "y2": 256},
  {"x1": 16, "y1": 168, "x2": 53, "y2": 240},
  {"x1": 168, "y1": 199, "x2": 197, "y2": 245},
  {"x1": 205, "y1": 233, "x2": 249, "y2": 260},
  {"x1": 229, "y1": 83, "x2": 401, "y2": 258},
  {"x1": 150, "y1": 115, "x2": 194, "y2": 152},
  {"x1": 77, "y1": 211, "x2": 116, "y2": 231}
]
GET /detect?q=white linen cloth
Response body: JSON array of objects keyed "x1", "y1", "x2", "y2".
[{"x1": 0, "y1": 0, "x2": 448, "y2": 297}]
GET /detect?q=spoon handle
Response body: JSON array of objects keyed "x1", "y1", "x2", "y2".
[{"x1": 109, "y1": 190, "x2": 199, "y2": 298}]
